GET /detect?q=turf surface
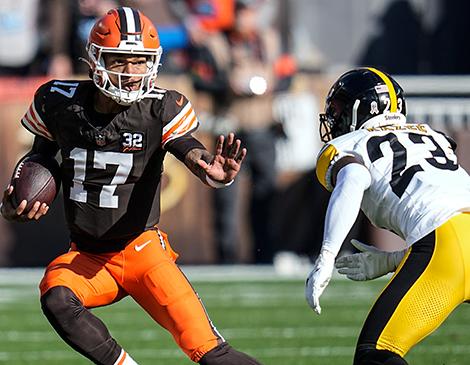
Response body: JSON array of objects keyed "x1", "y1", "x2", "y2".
[{"x1": 0, "y1": 267, "x2": 469, "y2": 364}]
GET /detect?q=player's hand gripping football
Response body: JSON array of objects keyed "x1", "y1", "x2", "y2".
[
  {"x1": 335, "y1": 239, "x2": 407, "y2": 281},
  {"x1": 1, "y1": 185, "x2": 49, "y2": 222},
  {"x1": 198, "y1": 133, "x2": 247, "y2": 184},
  {"x1": 305, "y1": 248, "x2": 336, "y2": 314}
]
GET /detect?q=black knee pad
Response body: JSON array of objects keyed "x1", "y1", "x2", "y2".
[
  {"x1": 354, "y1": 346, "x2": 408, "y2": 365},
  {"x1": 41, "y1": 286, "x2": 83, "y2": 320},
  {"x1": 41, "y1": 286, "x2": 121, "y2": 365},
  {"x1": 199, "y1": 342, "x2": 263, "y2": 365}
]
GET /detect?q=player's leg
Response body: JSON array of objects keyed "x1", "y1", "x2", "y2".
[
  {"x1": 39, "y1": 248, "x2": 135, "y2": 365},
  {"x1": 120, "y1": 229, "x2": 263, "y2": 364},
  {"x1": 354, "y1": 214, "x2": 470, "y2": 364}
]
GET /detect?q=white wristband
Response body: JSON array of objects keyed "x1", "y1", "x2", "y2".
[{"x1": 205, "y1": 175, "x2": 234, "y2": 189}]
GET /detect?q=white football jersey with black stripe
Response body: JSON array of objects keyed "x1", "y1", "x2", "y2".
[{"x1": 316, "y1": 124, "x2": 470, "y2": 246}]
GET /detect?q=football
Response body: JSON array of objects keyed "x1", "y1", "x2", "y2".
[{"x1": 11, "y1": 154, "x2": 61, "y2": 212}]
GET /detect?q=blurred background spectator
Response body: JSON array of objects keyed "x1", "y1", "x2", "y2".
[
  {"x1": 0, "y1": 0, "x2": 118, "y2": 78},
  {"x1": 188, "y1": 0, "x2": 297, "y2": 264},
  {"x1": 0, "y1": 0, "x2": 44, "y2": 76}
]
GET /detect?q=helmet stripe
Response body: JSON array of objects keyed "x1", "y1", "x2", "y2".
[
  {"x1": 117, "y1": 8, "x2": 128, "y2": 36},
  {"x1": 117, "y1": 7, "x2": 143, "y2": 42},
  {"x1": 365, "y1": 67, "x2": 397, "y2": 113}
]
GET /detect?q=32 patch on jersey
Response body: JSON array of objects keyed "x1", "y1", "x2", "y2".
[{"x1": 121, "y1": 132, "x2": 144, "y2": 152}]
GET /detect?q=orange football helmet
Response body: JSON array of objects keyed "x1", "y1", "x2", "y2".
[{"x1": 86, "y1": 7, "x2": 163, "y2": 105}]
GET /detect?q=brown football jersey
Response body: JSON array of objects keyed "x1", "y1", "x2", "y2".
[{"x1": 22, "y1": 80, "x2": 199, "y2": 253}]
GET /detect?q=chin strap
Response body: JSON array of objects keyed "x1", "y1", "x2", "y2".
[{"x1": 350, "y1": 99, "x2": 361, "y2": 132}]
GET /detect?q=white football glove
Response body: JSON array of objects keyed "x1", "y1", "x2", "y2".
[
  {"x1": 305, "y1": 248, "x2": 336, "y2": 314},
  {"x1": 335, "y1": 239, "x2": 407, "y2": 281}
]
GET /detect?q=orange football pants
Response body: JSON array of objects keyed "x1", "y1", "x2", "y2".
[{"x1": 39, "y1": 228, "x2": 221, "y2": 362}]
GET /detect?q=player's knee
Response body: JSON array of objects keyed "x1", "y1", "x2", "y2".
[
  {"x1": 354, "y1": 346, "x2": 408, "y2": 365},
  {"x1": 41, "y1": 286, "x2": 83, "y2": 323},
  {"x1": 198, "y1": 342, "x2": 263, "y2": 365}
]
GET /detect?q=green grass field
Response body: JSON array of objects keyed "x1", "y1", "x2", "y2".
[{"x1": 1, "y1": 266, "x2": 469, "y2": 365}]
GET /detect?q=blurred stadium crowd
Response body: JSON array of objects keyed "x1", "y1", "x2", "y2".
[{"x1": 1, "y1": 0, "x2": 470, "y2": 268}]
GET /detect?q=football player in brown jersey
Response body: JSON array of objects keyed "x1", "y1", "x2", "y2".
[{"x1": 1, "y1": 7, "x2": 263, "y2": 365}]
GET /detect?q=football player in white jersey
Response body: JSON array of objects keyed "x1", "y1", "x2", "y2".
[{"x1": 305, "y1": 67, "x2": 470, "y2": 364}]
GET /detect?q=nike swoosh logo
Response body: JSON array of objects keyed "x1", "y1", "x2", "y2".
[
  {"x1": 135, "y1": 240, "x2": 151, "y2": 252},
  {"x1": 175, "y1": 95, "x2": 184, "y2": 106}
]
